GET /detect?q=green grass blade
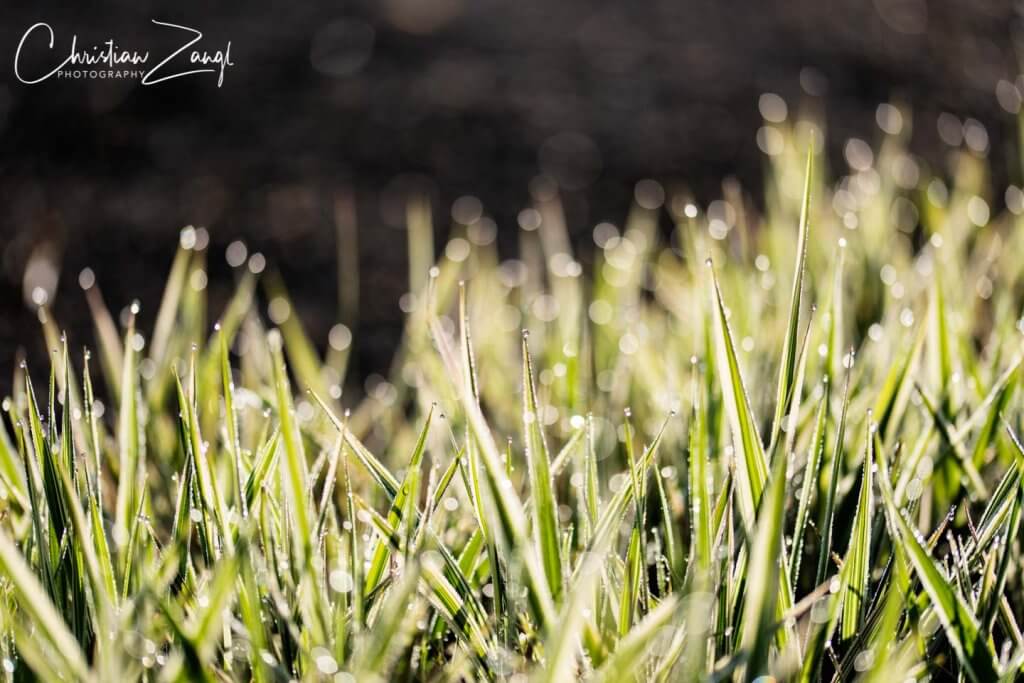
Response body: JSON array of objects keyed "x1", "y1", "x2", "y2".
[
  {"x1": 707, "y1": 260, "x2": 767, "y2": 527},
  {"x1": 364, "y1": 406, "x2": 433, "y2": 593},
  {"x1": 769, "y1": 145, "x2": 813, "y2": 449},
  {"x1": 535, "y1": 542, "x2": 605, "y2": 683},
  {"x1": 839, "y1": 419, "x2": 874, "y2": 641},
  {"x1": 789, "y1": 378, "x2": 829, "y2": 587},
  {"x1": 461, "y1": 377, "x2": 556, "y2": 631},
  {"x1": 269, "y1": 330, "x2": 312, "y2": 567},
  {"x1": 816, "y1": 370, "x2": 850, "y2": 586},
  {"x1": 876, "y1": 426, "x2": 999, "y2": 682},
  {"x1": 113, "y1": 302, "x2": 140, "y2": 551},
  {"x1": 522, "y1": 331, "x2": 563, "y2": 602},
  {"x1": 736, "y1": 438, "x2": 788, "y2": 681},
  {"x1": 219, "y1": 323, "x2": 247, "y2": 521},
  {"x1": 688, "y1": 371, "x2": 712, "y2": 572},
  {"x1": 0, "y1": 528, "x2": 91, "y2": 681},
  {"x1": 593, "y1": 595, "x2": 678, "y2": 683}
]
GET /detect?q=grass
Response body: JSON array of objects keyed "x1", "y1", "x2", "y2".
[{"x1": 1, "y1": 105, "x2": 1024, "y2": 681}]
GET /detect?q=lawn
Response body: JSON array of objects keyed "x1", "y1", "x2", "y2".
[{"x1": 0, "y1": 107, "x2": 1022, "y2": 681}]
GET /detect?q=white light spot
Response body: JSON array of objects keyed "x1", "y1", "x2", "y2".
[
  {"x1": 446, "y1": 237, "x2": 471, "y2": 262},
  {"x1": 967, "y1": 196, "x2": 990, "y2": 226},
  {"x1": 758, "y1": 92, "x2": 788, "y2": 123},
  {"x1": 268, "y1": 297, "x2": 291, "y2": 324},
  {"x1": 329, "y1": 324, "x2": 352, "y2": 351},
  {"x1": 226, "y1": 240, "x2": 248, "y2": 267},
  {"x1": 78, "y1": 267, "x2": 96, "y2": 290},
  {"x1": 756, "y1": 126, "x2": 784, "y2": 156},
  {"x1": 875, "y1": 103, "x2": 903, "y2": 135}
]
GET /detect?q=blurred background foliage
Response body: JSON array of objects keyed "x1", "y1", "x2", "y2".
[{"x1": 0, "y1": 0, "x2": 1021, "y2": 398}]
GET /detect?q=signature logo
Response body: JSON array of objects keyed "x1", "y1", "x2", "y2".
[{"x1": 14, "y1": 20, "x2": 235, "y2": 87}]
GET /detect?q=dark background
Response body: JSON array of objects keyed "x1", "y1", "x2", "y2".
[{"x1": 0, "y1": 0, "x2": 1019, "y2": 393}]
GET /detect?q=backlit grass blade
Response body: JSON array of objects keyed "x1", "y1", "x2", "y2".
[
  {"x1": 585, "y1": 416, "x2": 670, "y2": 566},
  {"x1": 789, "y1": 378, "x2": 829, "y2": 587},
  {"x1": 81, "y1": 349, "x2": 104, "y2": 502},
  {"x1": 0, "y1": 407, "x2": 25, "y2": 506},
  {"x1": 88, "y1": 485, "x2": 117, "y2": 605},
  {"x1": 688, "y1": 371, "x2": 713, "y2": 572},
  {"x1": 269, "y1": 330, "x2": 312, "y2": 567},
  {"x1": 170, "y1": 453, "x2": 195, "y2": 590},
  {"x1": 55, "y1": 458, "x2": 112, "y2": 625},
  {"x1": 145, "y1": 242, "x2": 191, "y2": 404},
  {"x1": 915, "y1": 384, "x2": 988, "y2": 499},
  {"x1": 244, "y1": 427, "x2": 280, "y2": 512},
  {"x1": 315, "y1": 433, "x2": 342, "y2": 538},
  {"x1": 951, "y1": 355, "x2": 1021, "y2": 447},
  {"x1": 708, "y1": 260, "x2": 795, "y2": 648},
  {"x1": 22, "y1": 372, "x2": 58, "y2": 598},
  {"x1": 522, "y1": 331, "x2": 563, "y2": 602},
  {"x1": 0, "y1": 527, "x2": 91, "y2": 681},
  {"x1": 839, "y1": 419, "x2": 874, "y2": 641},
  {"x1": 874, "y1": 318, "x2": 926, "y2": 444},
  {"x1": 113, "y1": 302, "x2": 141, "y2": 552},
  {"x1": 364, "y1": 406, "x2": 433, "y2": 593},
  {"x1": 618, "y1": 526, "x2": 642, "y2": 634},
  {"x1": 460, "y1": 376, "x2": 556, "y2": 630},
  {"x1": 736, "y1": 439, "x2": 788, "y2": 681},
  {"x1": 535, "y1": 546, "x2": 605, "y2": 683},
  {"x1": 816, "y1": 369, "x2": 850, "y2": 586},
  {"x1": 352, "y1": 568, "x2": 423, "y2": 680},
  {"x1": 237, "y1": 537, "x2": 269, "y2": 683},
  {"x1": 967, "y1": 360, "x2": 1019, "y2": 468},
  {"x1": 979, "y1": 474, "x2": 1021, "y2": 636},
  {"x1": 707, "y1": 260, "x2": 767, "y2": 526},
  {"x1": 198, "y1": 272, "x2": 256, "y2": 394},
  {"x1": 457, "y1": 282, "x2": 505, "y2": 631},
  {"x1": 962, "y1": 457, "x2": 1019, "y2": 562},
  {"x1": 428, "y1": 446, "x2": 464, "y2": 513},
  {"x1": 927, "y1": 270, "x2": 954, "y2": 412},
  {"x1": 780, "y1": 303, "x2": 814, "y2": 462},
  {"x1": 549, "y1": 426, "x2": 585, "y2": 478},
  {"x1": 82, "y1": 281, "x2": 125, "y2": 400},
  {"x1": 173, "y1": 368, "x2": 228, "y2": 553},
  {"x1": 876, "y1": 426, "x2": 999, "y2": 682},
  {"x1": 192, "y1": 553, "x2": 239, "y2": 660},
  {"x1": 312, "y1": 390, "x2": 400, "y2": 497},
  {"x1": 420, "y1": 555, "x2": 491, "y2": 663},
  {"x1": 219, "y1": 324, "x2": 247, "y2": 521},
  {"x1": 584, "y1": 413, "x2": 599, "y2": 534},
  {"x1": 769, "y1": 146, "x2": 813, "y2": 450},
  {"x1": 652, "y1": 451, "x2": 679, "y2": 583},
  {"x1": 824, "y1": 240, "x2": 845, "y2": 381},
  {"x1": 340, "y1": 428, "x2": 364, "y2": 632},
  {"x1": 593, "y1": 595, "x2": 678, "y2": 683}
]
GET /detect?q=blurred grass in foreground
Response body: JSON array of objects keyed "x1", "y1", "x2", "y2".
[{"x1": 2, "y1": 105, "x2": 1024, "y2": 681}]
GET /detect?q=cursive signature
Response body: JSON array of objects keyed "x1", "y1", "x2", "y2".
[{"x1": 14, "y1": 20, "x2": 235, "y2": 87}]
